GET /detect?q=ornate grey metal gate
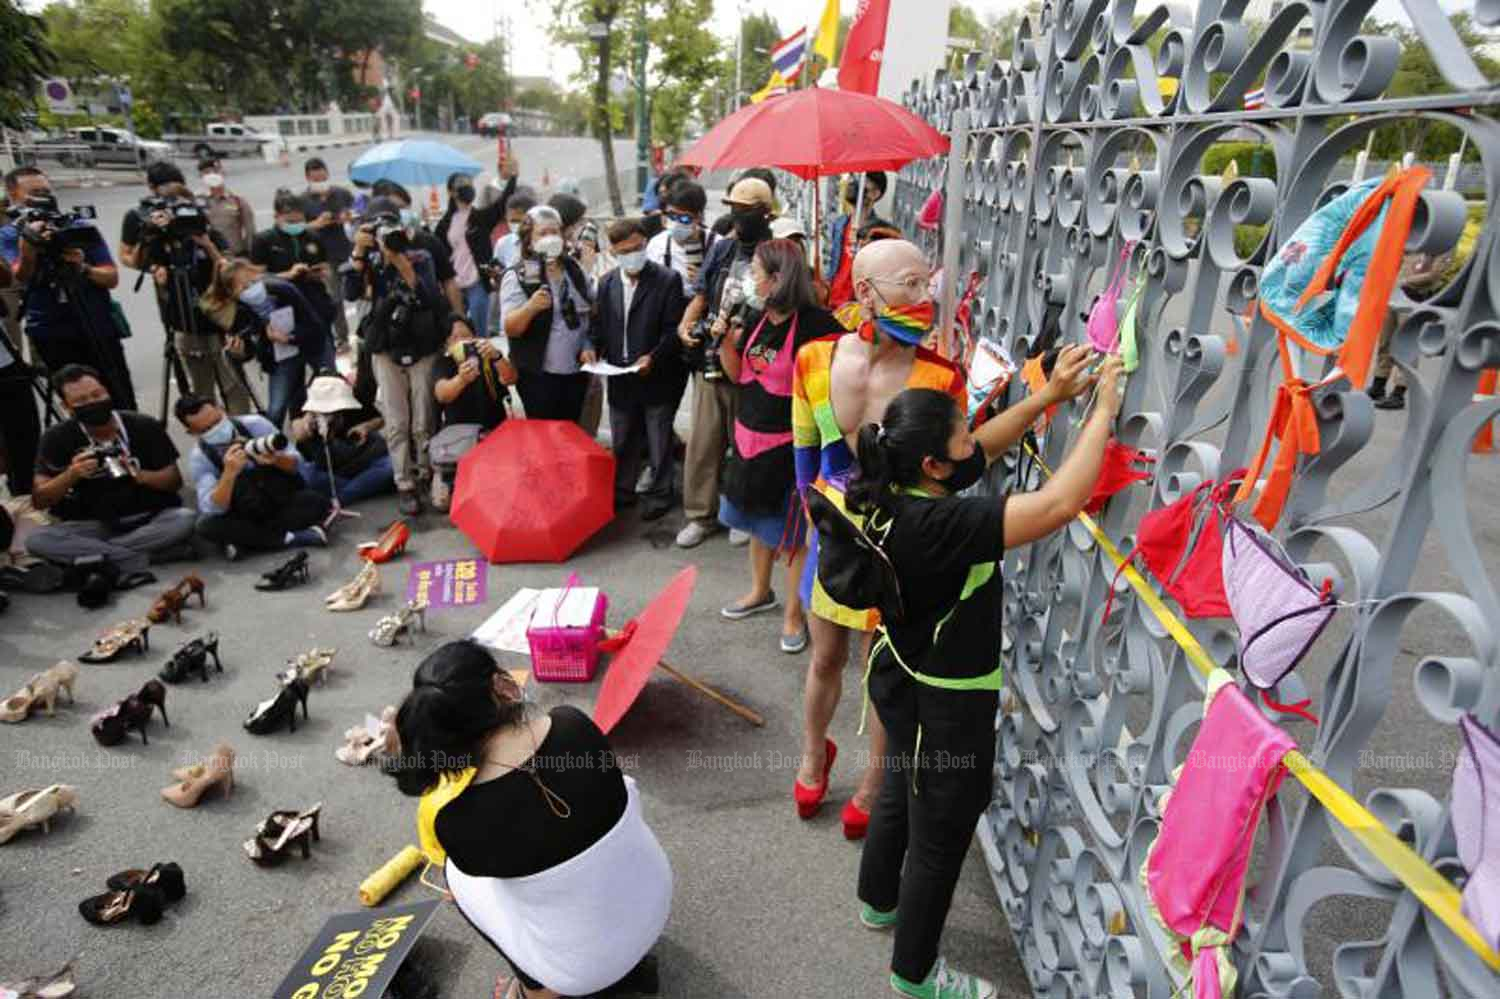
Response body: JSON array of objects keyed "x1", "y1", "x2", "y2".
[{"x1": 888, "y1": 2, "x2": 1500, "y2": 995}]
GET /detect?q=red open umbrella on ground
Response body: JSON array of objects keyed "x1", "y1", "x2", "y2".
[
  {"x1": 593, "y1": 566, "x2": 764, "y2": 734},
  {"x1": 450, "y1": 420, "x2": 615, "y2": 563},
  {"x1": 676, "y1": 87, "x2": 949, "y2": 179}
]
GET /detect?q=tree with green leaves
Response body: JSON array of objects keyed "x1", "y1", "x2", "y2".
[
  {"x1": 1362, "y1": 12, "x2": 1500, "y2": 161},
  {"x1": 1, "y1": 0, "x2": 58, "y2": 131}
]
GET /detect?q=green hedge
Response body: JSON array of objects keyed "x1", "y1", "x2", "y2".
[{"x1": 1202, "y1": 141, "x2": 1277, "y2": 182}]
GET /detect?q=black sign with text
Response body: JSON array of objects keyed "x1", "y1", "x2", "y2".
[{"x1": 272, "y1": 899, "x2": 441, "y2": 999}]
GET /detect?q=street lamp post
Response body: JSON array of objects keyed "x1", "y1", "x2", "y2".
[{"x1": 634, "y1": 6, "x2": 649, "y2": 205}]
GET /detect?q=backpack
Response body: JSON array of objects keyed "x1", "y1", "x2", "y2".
[{"x1": 804, "y1": 489, "x2": 905, "y2": 624}]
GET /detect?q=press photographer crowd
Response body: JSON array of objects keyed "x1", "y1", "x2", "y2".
[{"x1": 0, "y1": 142, "x2": 1126, "y2": 999}]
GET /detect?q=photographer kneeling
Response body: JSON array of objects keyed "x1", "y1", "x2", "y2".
[
  {"x1": 429, "y1": 316, "x2": 516, "y2": 511},
  {"x1": 28, "y1": 364, "x2": 193, "y2": 578},
  {"x1": 175, "y1": 395, "x2": 330, "y2": 560},
  {"x1": 344, "y1": 202, "x2": 448, "y2": 515}
]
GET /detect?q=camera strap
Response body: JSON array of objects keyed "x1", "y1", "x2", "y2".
[{"x1": 77, "y1": 413, "x2": 130, "y2": 460}]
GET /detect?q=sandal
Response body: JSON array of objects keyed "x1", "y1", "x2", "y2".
[
  {"x1": 369, "y1": 599, "x2": 427, "y2": 647},
  {"x1": 0, "y1": 960, "x2": 76, "y2": 997},
  {"x1": 335, "y1": 706, "x2": 396, "y2": 766},
  {"x1": 278, "y1": 647, "x2": 337, "y2": 688},
  {"x1": 256, "y1": 551, "x2": 310, "y2": 592},
  {"x1": 79, "y1": 618, "x2": 152, "y2": 663}
]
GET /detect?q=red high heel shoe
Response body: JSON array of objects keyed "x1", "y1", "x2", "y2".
[
  {"x1": 841, "y1": 799, "x2": 870, "y2": 840},
  {"x1": 358, "y1": 520, "x2": 410, "y2": 564},
  {"x1": 794, "y1": 739, "x2": 837, "y2": 819}
]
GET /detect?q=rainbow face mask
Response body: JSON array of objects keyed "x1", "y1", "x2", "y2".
[{"x1": 868, "y1": 299, "x2": 935, "y2": 347}]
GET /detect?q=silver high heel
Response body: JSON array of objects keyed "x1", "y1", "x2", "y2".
[{"x1": 369, "y1": 599, "x2": 427, "y2": 647}]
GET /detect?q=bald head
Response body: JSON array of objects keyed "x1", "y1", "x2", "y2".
[{"x1": 853, "y1": 238, "x2": 930, "y2": 317}]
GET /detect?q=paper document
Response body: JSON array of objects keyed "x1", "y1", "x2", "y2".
[
  {"x1": 471, "y1": 588, "x2": 543, "y2": 655},
  {"x1": 532, "y1": 586, "x2": 600, "y2": 628},
  {"x1": 582, "y1": 360, "x2": 640, "y2": 377},
  {"x1": 269, "y1": 306, "x2": 300, "y2": 362}
]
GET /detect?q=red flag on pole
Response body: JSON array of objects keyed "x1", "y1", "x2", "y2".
[{"x1": 838, "y1": 0, "x2": 891, "y2": 95}]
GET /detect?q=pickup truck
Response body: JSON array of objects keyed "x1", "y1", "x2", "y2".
[
  {"x1": 163, "y1": 122, "x2": 284, "y2": 160},
  {"x1": 18, "y1": 127, "x2": 172, "y2": 169}
]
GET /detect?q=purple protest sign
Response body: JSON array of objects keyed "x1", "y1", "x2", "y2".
[{"x1": 405, "y1": 558, "x2": 488, "y2": 610}]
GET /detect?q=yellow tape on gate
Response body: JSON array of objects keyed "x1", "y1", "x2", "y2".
[{"x1": 1022, "y1": 442, "x2": 1500, "y2": 971}]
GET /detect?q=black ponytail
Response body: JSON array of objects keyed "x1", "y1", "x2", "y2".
[
  {"x1": 847, "y1": 388, "x2": 960, "y2": 516},
  {"x1": 388, "y1": 639, "x2": 525, "y2": 797}
]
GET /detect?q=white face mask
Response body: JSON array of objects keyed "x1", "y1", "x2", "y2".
[
  {"x1": 202, "y1": 173, "x2": 225, "y2": 189},
  {"x1": 533, "y1": 234, "x2": 565, "y2": 260},
  {"x1": 618, "y1": 250, "x2": 647, "y2": 275},
  {"x1": 669, "y1": 221, "x2": 696, "y2": 244},
  {"x1": 238, "y1": 281, "x2": 268, "y2": 307},
  {"x1": 743, "y1": 273, "x2": 766, "y2": 310},
  {"x1": 201, "y1": 417, "x2": 234, "y2": 446}
]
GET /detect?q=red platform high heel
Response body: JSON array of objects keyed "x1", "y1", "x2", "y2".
[
  {"x1": 793, "y1": 739, "x2": 837, "y2": 819},
  {"x1": 358, "y1": 520, "x2": 410, "y2": 564},
  {"x1": 841, "y1": 799, "x2": 870, "y2": 840}
]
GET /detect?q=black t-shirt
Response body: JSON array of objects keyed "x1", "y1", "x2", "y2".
[
  {"x1": 119, "y1": 207, "x2": 145, "y2": 247},
  {"x1": 250, "y1": 227, "x2": 335, "y2": 318},
  {"x1": 436, "y1": 706, "x2": 628, "y2": 878},
  {"x1": 879, "y1": 493, "x2": 1007, "y2": 682},
  {"x1": 301, "y1": 187, "x2": 355, "y2": 263},
  {"x1": 147, "y1": 229, "x2": 229, "y2": 332},
  {"x1": 37, "y1": 412, "x2": 182, "y2": 522},
  {"x1": 433, "y1": 353, "x2": 508, "y2": 430}
]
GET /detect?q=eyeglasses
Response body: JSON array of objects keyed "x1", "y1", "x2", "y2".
[{"x1": 870, "y1": 274, "x2": 930, "y2": 298}]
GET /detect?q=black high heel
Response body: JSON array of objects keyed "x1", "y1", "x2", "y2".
[
  {"x1": 243, "y1": 677, "x2": 309, "y2": 735},
  {"x1": 255, "y1": 551, "x2": 310, "y2": 592},
  {"x1": 105, "y1": 862, "x2": 186, "y2": 903},
  {"x1": 257, "y1": 803, "x2": 322, "y2": 844},
  {"x1": 244, "y1": 806, "x2": 320, "y2": 866},
  {"x1": 159, "y1": 633, "x2": 222, "y2": 684},
  {"x1": 90, "y1": 681, "x2": 168, "y2": 746},
  {"x1": 78, "y1": 885, "x2": 164, "y2": 925}
]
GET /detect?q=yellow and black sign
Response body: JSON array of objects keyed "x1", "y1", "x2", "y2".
[{"x1": 272, "y1": 899, "x2": 441, "y2": 999}]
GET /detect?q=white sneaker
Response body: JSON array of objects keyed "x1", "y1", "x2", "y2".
[
  {"x1": 635, "y1": 466, "x2": 655, "y2": 494},
  {"x1": 728, "y1": 528, "x2": 751, "y2": 547},
  {"x1": 675, "y1": 521, "x2": 722, "y2": 548},
  {"x1": 430, "y1": 475, "x2": 452, "y2": 512}
]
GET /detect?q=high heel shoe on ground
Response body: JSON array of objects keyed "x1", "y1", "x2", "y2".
[
  {"x1": 794, "y1": 739, "x2": 838, "y2": 819},
  {"x1": 78, "y1": 886, "x2": 164, "y2": 926},
  {"x1": 0, "y1": 784, "x2": 79, "y2": 845},
  {"x1": 146, "y1": 572, "x2": 206, "y2": 624},
  {"x1": 161, "y1": 743, "x2": 234, "y2": 807},
  {"x1": 158, "y1": 633, "x2": 222, "y2": 684},
  {"x1": 91, "y1": 680, "x2": 169, "y2": 747},
  {"x1": 326, "y1": 561, "x2": 380, "y2": 611},
  {"x1": 357, "y1": 519, "x2": 410, "y2": 564},
  {"x1": 244, "y1": 677, "x2": 310, "y2": 735},
  {"x1": 278, "y1": 647, "x2": 336, "y2": 688},
  {"x1": 79, "y1": 618, "x2": 151, "y2": 663},
  {"x1": 369, "y1": 599, "x2": 427, "y2": 647},
  {"x1": 0, "y1": 661, "x2": 78, "y2": 723},
  {"x1": 244, "y1": 804, "x2": 321, "y2": 866},
  {"x1": 256, "y1": 550, "x2": 311, "y2": 591},
  {"x1": 105, "y1": 861, "x2": 186, "y2": 903},
  {"x1": 0, "y1": 961, "x2": 76, "y2": 998},
  {"x1": 841, "y1": 799, "x2": 871, "y2": 840},
  {"x1": 335, "y1": 707, "x2": 396, "y2": 766}
]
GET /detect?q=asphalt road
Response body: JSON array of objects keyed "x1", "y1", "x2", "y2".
[{"x1": 0, "y1": 133, "x2": 1012, "y2": 997}]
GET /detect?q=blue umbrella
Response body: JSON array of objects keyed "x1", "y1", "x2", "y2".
[{"x1": 348, "y1": 140, "x2": 483, "y2": 187}]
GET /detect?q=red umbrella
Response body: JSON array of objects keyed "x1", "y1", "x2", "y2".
[
  {"x1": 676, "y1": 88, "x2": 949, "y2": 180},
  {"x1": 450, "y1": 420, "x2": 614, "y2": 563},
  {"x1": 593, "y1": 567, "x2": 765, "y2": 734}
]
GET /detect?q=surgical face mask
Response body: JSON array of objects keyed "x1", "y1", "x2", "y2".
[
  {"x1": 238, "y1": 281, "x2": 269, "y2": 307},
  {"x1": 455, "y1": 184, "x2": 476, "y2": 204},
  {"x1": 743, "y1": 273, "x2": 766, "y2": 310},
  {"x1": 278, "y1": 221, "x2": 307, "y2": 236},
  {"x1": 202, "y1": 173, "x2": 225, "y2": 189},
  {"x1": 669, "y1": 221, "x2": 696, "y2": 244},
  {"x1": 938, "y1": 445, "x2": 986, "y2": 493},
  {"x1": 201, "y1": 417, "x2": 235, "y2": 446},
  {"x1": 73, "y1": 400, "x2": 113, "y2": 428},
  {"x1": 533, "y1": 234, "x2": 565, "y2": 260},
  {"x1": 618, "y1": 250, "x2": 647, "y2": 275},
  {"x1": 308, "y1": 180, "x2": 329, "y2": 194}
]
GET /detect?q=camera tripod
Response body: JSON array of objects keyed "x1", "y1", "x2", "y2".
[
  {"x1": 141, "y1": 239, "x2": 264, "y2": 422},
  {"x1": 37, "y1": 259, "x2": 138, "y2": 414},
  {"x1": 0, "y1": 313, "x2": 61, "y2": 425}
]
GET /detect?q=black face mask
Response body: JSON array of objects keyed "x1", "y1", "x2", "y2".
[
  {"x1": 73, "y1": 401, "x2": 113, "y2": 428},
  {"x1": 939, "y1": 446, "x2": 986, "y2": 494},
  {"x1": 732, "y1": 208, "x2": 770, "y2": 244},
  {"x1": 455, "y1": 185, "x2": 476, "y2": 205}
]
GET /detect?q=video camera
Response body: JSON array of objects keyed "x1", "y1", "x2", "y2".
[
  {"x1": 5, "y1": 194, "x2": 103, "y2": 258},
  {"x1": 138, "y1": 195, "x2": 209, "y2": 242},
  {"x1": 359, "y1": 213, "x2": 410, "y2": 261}
]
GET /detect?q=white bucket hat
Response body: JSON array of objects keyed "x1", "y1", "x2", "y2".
[{"x1": 303, "y1": 374, "x2": 361, "y2": 414}]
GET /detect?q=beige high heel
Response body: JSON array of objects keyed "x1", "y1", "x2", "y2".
[
  {"x1": 30, "y1": 661, "x2": 79, "y2": 717},
  {"x1": 335, "y1": 706, "x2": 397, "y2": 766},
  {"x1": 326, "y1": 562, "x2": 379, "y2": 612},
  {"x1": 0, "y1": 784, "x2": 79, "y2": 844},
  {"x1": 0, "y1": 684, "x2": 37, "y2": 724},
  {"x1": 161, "y1": 742, "x2": 235, "y2": 808},
  {"x1": 278, "y1": 648, "x2": 337, "y2": 687}
]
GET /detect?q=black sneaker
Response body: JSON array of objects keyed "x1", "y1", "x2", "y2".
[
  {"x1": 1367, "y1": 376, "x2": 1388, "y2": 402},
  {"x1": 1374, "y1": 389, "x2": 1406, "y2": 411},
  {"x1": 398, "y1": 490, "x2": 422, "y2": 516}
]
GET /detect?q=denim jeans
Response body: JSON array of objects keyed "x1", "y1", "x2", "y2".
[
  {"x1": 461, "y1": 282, "x2": 490, "y2": 336},
  {"x1": 266, "y1": 333, "x2": 337, "y2": 428},
  {"x1": 298, "y1": 453, "x2": 395, "y2": 507}
]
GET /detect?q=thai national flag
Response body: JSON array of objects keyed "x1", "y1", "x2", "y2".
[
  {"x1": 771, "y1": 27, "x2": 807, "y2": 82},
  {"x1": 1244, "y1": 87, "x2": 1266, "y2": 110}
]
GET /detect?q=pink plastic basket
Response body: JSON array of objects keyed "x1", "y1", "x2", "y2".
[{"x1": 527, "y1": 574, "x2": 608, "y2": 682}]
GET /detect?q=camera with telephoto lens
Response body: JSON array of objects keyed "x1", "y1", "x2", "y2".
[
  {"x1": 82, "y1": 439, "x2": 131, "y2": 479},
  {"x1": 6, "y1": 195, "x2": 103, "y2": 260},
  {"x1": 701, "y1": 280, "x2": 746, "y2": 383},
  {"x1": 138, "y1": 195, "x2": 208, "y2": 241},
  {"x1": 242, "y1": 433, "x2": 288, "y2": 461}
]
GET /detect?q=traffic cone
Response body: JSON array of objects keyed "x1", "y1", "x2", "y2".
[{"x1": 1475, "y1": 368, "x2": 1498, "y2": 454}]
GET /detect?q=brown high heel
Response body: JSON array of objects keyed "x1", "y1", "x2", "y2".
[
  {"x1": 148, "y1": 573, "x2": 207, "y2": 624},
  {"x1": 161, "y1": 742, "x2": 235, "y2": 808}
]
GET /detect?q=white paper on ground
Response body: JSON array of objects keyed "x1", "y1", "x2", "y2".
[
  {"x1": 472, "y1": 587, "x2": 543, "y2": 654},
  {"x1": 532, "y1": 585, "x2": 600, "y2": 629}
]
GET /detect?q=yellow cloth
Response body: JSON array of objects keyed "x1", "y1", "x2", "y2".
[
  {"x1": 359, "y1": 845, "x2": 425, "y2": 906},
  {"x1": 416, "y1": 766, "x2": 478, "y2": 867},
  {"x1": 751, "y1": 69, "x2": 790, "y2": 104},
  {"x1": 813, "y1": 0, "x2": 840, "y2": 64}
]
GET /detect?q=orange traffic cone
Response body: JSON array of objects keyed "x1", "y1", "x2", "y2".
[
  {"x1": 428, "y1": 186, "x2": 440, "y2": 221},
  {"x1": 1475, "y1": 368, "x2": 1498, "y2": 454}
]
